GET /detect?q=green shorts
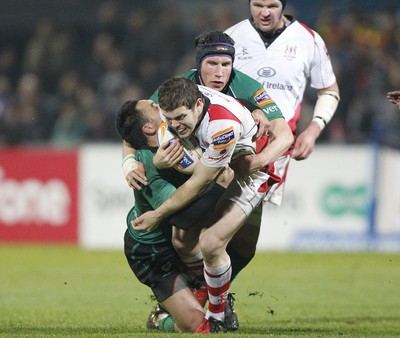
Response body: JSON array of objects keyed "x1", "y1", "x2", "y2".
[{"x1": 124, "y1": 230, "x2": 191, "y2": 302}]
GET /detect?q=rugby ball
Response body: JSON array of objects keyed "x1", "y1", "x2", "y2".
[{"x1": 157, "y1": 122, "x2": 203, "y2": 174}]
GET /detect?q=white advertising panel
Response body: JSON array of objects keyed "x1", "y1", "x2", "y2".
[
  {"x1": 374, "y1": 148, "x2": 400, "y2": 250},
  {"x1": 78, "y1": 144, "x2": 400, "y2": 251},
  {"x1": 257, "y1": 145, "x2": 400, "y2": 251},
  {"x1": 79, "y1": 144, "x2": 133, "y2": 249}
]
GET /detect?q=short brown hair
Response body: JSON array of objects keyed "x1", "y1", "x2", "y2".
[{"x1": 158, "y1": 77, "x2": 202, "y2": 112}]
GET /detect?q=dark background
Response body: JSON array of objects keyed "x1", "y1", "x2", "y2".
[{"x1": 0, "y1": 0, "x2": 399, "y2": 147}]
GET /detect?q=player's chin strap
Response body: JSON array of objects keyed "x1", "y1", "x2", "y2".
[{"x1": 312, "y1": 90, "x2": 340, "y2": 130}]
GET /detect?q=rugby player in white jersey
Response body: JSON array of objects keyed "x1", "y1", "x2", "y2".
[
  {"x1": 122, "y1": 31, "x2": 292, "y2": 332},
  {"x1": 132, "y1": 77, "x2": 293, "y2": 333},
  {"x1": 225, "y1": 0, "x2": 340, "y2": 205}
]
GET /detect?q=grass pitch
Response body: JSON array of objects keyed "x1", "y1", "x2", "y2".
[{"x1": 0, "y1": 245, "x2": 399, "y2": 337}]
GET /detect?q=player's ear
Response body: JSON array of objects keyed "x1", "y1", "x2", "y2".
[
  {"x1": 195, "y1": 97, "x2": 204, "y2": 114},
  {"x1": 142, "y1": 122, "x2": 157, "y2": 136}
]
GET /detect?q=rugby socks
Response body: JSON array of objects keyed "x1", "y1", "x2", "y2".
[
  {"x1": 182, "y1": 251, "x2": 205, "y2": 284},
  {"x1": 182, "y1": 251, "x2": 208, "y2": 306},
  {"x1": 204, "y1": 257, "x2": 232, "y2": 322},
  {"x1": 158, "y1": 315, "x2": 175, "y2": 332}
]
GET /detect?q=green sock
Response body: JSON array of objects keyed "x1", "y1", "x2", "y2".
[{"x1": 159, "y1": 314, "x2": 175, "y2": 332}]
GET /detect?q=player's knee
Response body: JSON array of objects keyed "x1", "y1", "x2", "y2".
[
  {"x1": 199, "y1": 230, "x2": 223, "y2": 260},
  {"x1": 172, "y1": 236, "x2": 185, "y2": 254},
  {"x1": 175, "y1": 309, "x2": 204, "y2": 332},
  {"x1": 199, "y1": 230, "x2": 227, "y2": 262}
]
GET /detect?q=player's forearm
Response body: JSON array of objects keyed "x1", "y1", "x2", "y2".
[
  {"x1": 312, "y1": 83, "x2": 340, "y2": 130},
  {"x1": 153, "y1": 163, "x2": 219, "y2": 221},
  {"x1": 259, "y1": 119, "x2": 293, "y2": 164}
]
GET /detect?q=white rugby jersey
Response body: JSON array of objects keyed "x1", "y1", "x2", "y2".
[
  {"x1": 195, "y1": 85, "x2": 258, "y2": 168},
  {"x1": 225, "y1": 19, "x2": 336, "y2": 133}
]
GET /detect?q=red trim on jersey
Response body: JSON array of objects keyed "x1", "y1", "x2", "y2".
[
  {"x1": 288, "y1": 101, "x2": 302, "y2": 134},
  {"x1": 299, "y1": 22, "x2": 315, "y2": 38},
  {"x1": 208, "y1": 104, "x2": 241, "y2": 123},
  {"x1": 256, "y1": 134, "x2": 269, "y2": 153}
]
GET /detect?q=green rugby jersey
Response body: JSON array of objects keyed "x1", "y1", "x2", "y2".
[{"x1": 126, "y1": 148, "x2": 187, "y2": 245}]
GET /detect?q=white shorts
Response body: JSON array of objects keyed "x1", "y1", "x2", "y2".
[{"x1": 223, "y1": 170, "x2": 273, "y2": 217}]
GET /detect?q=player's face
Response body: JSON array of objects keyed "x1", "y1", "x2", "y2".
[
  {"x1": 250, "y1": 0, "x2": 284, "y2": 34},
  {"x1": 162, "y1": 98, "x2": 204, "y2": 139},
  {"x1": 136, "y1": 100, "x2": 162, "y2": 128},
  {"x1": 200, "y1": 56, "x2": 233, "y2": 91}
]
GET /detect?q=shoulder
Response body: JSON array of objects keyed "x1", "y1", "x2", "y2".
[
  {"x1": 136, "y1": 149, "x2": 155, "y2": 169},
  {"x1": 180, "y1": 69, "x2": 197, "y2": 80},
  {"x1": 230, "y1": 69, "x2": 264, "y2": 97},
  {"x1": 204, "y1": 94, "x2": 248, "y2": 127},
  {"x1": 231, "y1": 68, "x2": 263, "y2": 88},
  {"x1": 289, "y1": 20, "x2": 325, "y2": 42},
  {"x1": 225, "y1": 19, "x2": 252, "y2": 36}
]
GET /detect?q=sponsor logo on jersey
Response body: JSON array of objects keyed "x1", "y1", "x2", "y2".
[
  {"x1": 263, "y1": 81, "x2": 293, "y2": 91},
  {"x1": 177, "y1": 150, "x2": 195, "y2": 171},
  {"x1": 207, "y1": 152, "x2": 231, "y2": 162},
  {"x1": 237, "y1": 46, "x2": 252, "y2": 60},
  {"x1": 257, "y1": 67, "x2": 276, "y2": 78},
  {"x1": 211, "y1": 127, "x2": 235, "y2": 150},
  {"x1": 254, "y1": 89, "x2": 273, "y2": 107},
  {"x1": 264, "y1": 104, "x2": 280, "y2": 114}
]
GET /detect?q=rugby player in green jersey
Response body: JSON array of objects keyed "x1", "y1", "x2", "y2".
[{"x1": 116, "y1": 99, "x2": 234, "y2": 333}]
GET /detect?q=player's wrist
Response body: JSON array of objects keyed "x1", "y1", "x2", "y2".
[
  {"x1": 153, "y1": 208, "x2": 166, "y2": 223},
  {"x1": 308, "y1": 121, "x2": 323, "y2": 138},
  {"x1": 122, "y1": 155, "x2": 139, "y2": 177}
]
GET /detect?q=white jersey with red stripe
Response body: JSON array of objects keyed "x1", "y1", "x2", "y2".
[
  {"x1": 225, "y1": 18, "x2": 337, "y2": 134},
  {"x1": 194, "y1": 85, "x2": 258, "y2": 168},
  {"x1": 194, "y1": 85, "x2": 280, "y2": 215}
]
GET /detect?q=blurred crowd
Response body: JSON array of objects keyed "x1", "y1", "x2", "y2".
[{"x1": 0, "y1": 1, "x2": 399, "y2": 148}]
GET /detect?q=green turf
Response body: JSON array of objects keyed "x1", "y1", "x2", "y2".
[{"x1": 0, "y1": 245, "x2": 399, "y2": 337}]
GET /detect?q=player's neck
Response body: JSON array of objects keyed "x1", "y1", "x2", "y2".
[
  {"x1": 147, "y1": 135, "x2": 158, "y2": 148},
  {"x1": 270, "y1": 16, "x2": 288, "y2": 36}
]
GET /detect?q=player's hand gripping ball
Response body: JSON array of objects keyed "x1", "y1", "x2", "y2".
[{"x1": 157, "y1": 122, "x2": 202, "y2": 174}]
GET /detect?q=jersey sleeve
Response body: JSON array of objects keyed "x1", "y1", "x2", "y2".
[
  {"x1": 200, "y1": 114, "x2": 241, "y2": 168},
  {"x1": 252, "y1": 87, "x2": 285, "y2": 120},
  {"x1": 309, "y1": 31, "x2": 337, "y2": 89}
]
